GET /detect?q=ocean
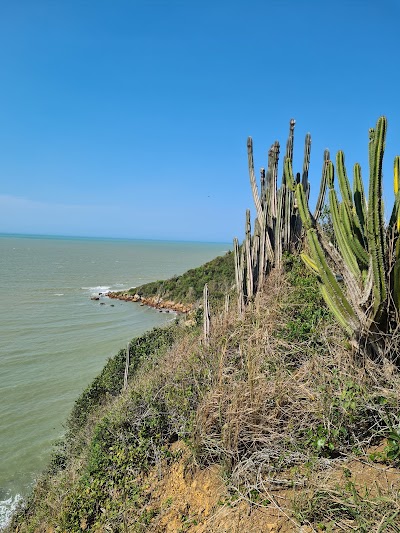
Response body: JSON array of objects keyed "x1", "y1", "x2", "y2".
[{"x1": 0, "y1": 234, "x2": 230, "y2": 528}]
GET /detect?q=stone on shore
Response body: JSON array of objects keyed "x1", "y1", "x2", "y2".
[{"x1": 106, "y1": 291, "x2": 193, "y2": 314}]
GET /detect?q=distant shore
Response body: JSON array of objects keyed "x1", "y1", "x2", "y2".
[{"x1": 106, "y1": 291, "x2": 193, "y2": 314}]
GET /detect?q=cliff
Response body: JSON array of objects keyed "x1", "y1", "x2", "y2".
[{"x1": 7, "y1": 255, "x2": 400, "y2": 532}]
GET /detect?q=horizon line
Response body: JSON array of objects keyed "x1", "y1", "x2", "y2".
[{"x1": 0, "y1": 231, "x2": 232, "y2": 246}]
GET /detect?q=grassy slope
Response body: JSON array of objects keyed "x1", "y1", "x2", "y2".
[
  {"x1": 116, "y1": 251, "x2": 235, "y2": 305},
  {"x1": 8, "y1": 255, "x2": 400, "y2": 532}
]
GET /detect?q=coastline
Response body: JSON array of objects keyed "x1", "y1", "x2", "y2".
[
  {"x1": 106, "y1": 291, "x2": 194, "y2": 314},
  {"x1": 2, "y1": 237, "x2": 229, "y2": 530}
]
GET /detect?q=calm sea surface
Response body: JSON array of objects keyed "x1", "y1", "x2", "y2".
[{"x1": 0, "y1": 234, "x2": 230, "y2": 527}]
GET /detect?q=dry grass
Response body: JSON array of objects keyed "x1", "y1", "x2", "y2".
[
  {"x1": 8, "y1": 261, "x2": 400, "y2": 532},
  {"x1": 193, "y1": 268, "x2": 400, "y2": 520}
]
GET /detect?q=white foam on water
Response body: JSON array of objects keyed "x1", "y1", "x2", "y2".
[
  {"x1": 81, "y1": 286, "x2": 111, "y2": 293},
  {"x1": 0, "y1": 492, "x2": 23, "y2": 529},
  {"x1": 54, "y1": 293, "x2": 64, "y2": 296}
]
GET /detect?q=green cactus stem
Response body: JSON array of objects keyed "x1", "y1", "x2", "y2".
[
  {"x1": 247, "y1": 137, "x2": 263, "y2": 222},
  {"x1": 367, "y1": 116, "x2": 387, "y2": 316},
  {"x1": 302, "y1": 133, "x2": 311, "y2": 200},
  {"x1": 327, "y1": 161, "x2": 361, "y2": 279},
  {"x1": 307, "y1": 227, "x2": 358, "y2": 336},
  {"x1": 352, "y1": 163, "x2": 367, "y2": 239},
  {"x1": 313, "y1": 149, "x2": 329, "y2": 220}
]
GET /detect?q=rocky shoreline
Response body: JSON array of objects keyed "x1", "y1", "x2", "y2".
[{"x1": 106, "y1": 291, "x2": 193, "y2": 314}]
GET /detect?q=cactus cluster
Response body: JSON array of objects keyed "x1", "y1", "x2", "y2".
[
  {"x1": 237, "y1": 116, "x2": 400, "y2": 360},
  {"x1": 234, "y1": 120, "x2": 327, "y2": 313},
  {"x1": 287, "y1": 116, "x2": 400, "y2": 361}
]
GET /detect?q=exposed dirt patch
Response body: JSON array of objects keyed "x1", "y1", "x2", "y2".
[
  {"x1": 138, "y1": 442, "x2": 301, "y2": 532},
  {"x1": 136, "y1": 441, "x2": 400, "y2": 533}
]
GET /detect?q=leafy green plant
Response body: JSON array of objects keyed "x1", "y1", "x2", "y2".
[
  {"x1": 279, "y1": 253, "x2": 329, "y2": 344},
  {"x1": 385, "y1": 429, "x2": 400, "y2": 462},
  {"x1": 306, "y1": 425, "x2": 346, "y2": 456},
  {"x1": 67, "y1": 324, "x2": 179, "y2": 433},
  {"x1": 370, "y1": 413, "x2": 400, "y2": 464},
  {"x1": 125, "y1": 251, "x2": 235, "y2": 305}
]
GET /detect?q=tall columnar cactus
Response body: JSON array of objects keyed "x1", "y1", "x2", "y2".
[
  {"x1": 233, "y1": 119, "x2": 327, "y2": 311},
  {"x1": 288, "y1": 116, "x2": 400, "y2": 361}
]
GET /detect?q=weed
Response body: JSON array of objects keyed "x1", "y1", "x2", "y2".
[
  {"x1": 293, "y1": 480, "x2": 400, "y2": 531},
  {"x1": 279, "y1": 254, "x2": 330, "y2": 347}
]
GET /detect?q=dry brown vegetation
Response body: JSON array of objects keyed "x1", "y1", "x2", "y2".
[{"x1": 8, "y1": 257, "x2": 400, "y2": 532}]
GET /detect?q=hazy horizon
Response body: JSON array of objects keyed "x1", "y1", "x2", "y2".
[{"x1": 0, "y1": 231, "x2": 232, "y2": 245}]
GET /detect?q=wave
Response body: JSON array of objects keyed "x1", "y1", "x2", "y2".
[
  {"x1": 0, "y1": 492, "x2": 22, "y2": 529},
  {"x1": 81, "y1": 286, "x2": 111, "y2": 293}
]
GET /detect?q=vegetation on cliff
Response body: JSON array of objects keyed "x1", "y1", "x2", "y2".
[
  {"x1": 8, "y1": 255, "x2": 400, "y2": 532},
  {"x1": 113, "y1": 251, "x2": 235, "y2": 306},
  {"x1": 8, "y1": 117, "x2": 400, "y2": 531}
]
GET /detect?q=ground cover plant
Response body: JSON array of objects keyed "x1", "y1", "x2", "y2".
[{"x1": 9, "y1": 256, "x2": 400, "y2": 532}]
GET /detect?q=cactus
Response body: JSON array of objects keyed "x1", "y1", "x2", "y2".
[
  {"x1": 233, "y1": 119, "x2": 326, "y2": 312},
  {"x1": 313, "y1": 149, "x2": 330, "y2": 221},
  {"x1": 236, "y1": 116, "x2": 400, "y2": 359},
  {"x1": 367, "y1": 117, "x2": 387, "y2": 317},
  {"x1": 290, "y1": 116, "x2": 400, "y2": 361},
  {"x1": 245, "y1": 209, "x2": 254, "y2": 298}
]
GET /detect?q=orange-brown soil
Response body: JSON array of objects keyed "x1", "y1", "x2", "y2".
[{"x1": 134, "y1": 442, "x2": 400, "y2": 533}]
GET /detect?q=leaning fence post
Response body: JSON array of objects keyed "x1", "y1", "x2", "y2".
[
  {"x1": 203, "y1": 284, "x2": 211, "y2": 345},
  {"x1": 123, "y1": 342, "x2": 130, "y2": 390},
  {"x1": 224, "y1": 293, "x2": 230, "y2": 315}
]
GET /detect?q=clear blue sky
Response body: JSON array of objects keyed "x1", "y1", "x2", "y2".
[{"x1": 0, "y1": 0, "x2": 399, "y2": 242}]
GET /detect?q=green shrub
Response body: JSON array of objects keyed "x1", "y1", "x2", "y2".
[
  {"x1": 127, "y1": 251, "x2": 235, "y2": 304},
  {"x1": 279, "y1": 253, "x2": 330, "y2": 344},
  {"x1": 67, "y1": 324, "x2": 179, "y2": 434}
]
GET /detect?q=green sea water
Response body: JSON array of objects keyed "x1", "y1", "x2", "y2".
[{"x1": 0, "y1": 234, "x2": 230, "y2": 527}]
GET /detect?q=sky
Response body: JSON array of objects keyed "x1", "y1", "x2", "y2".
[{"x1": 0, "y1": 0, "x2": 399, "y2": 242}]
